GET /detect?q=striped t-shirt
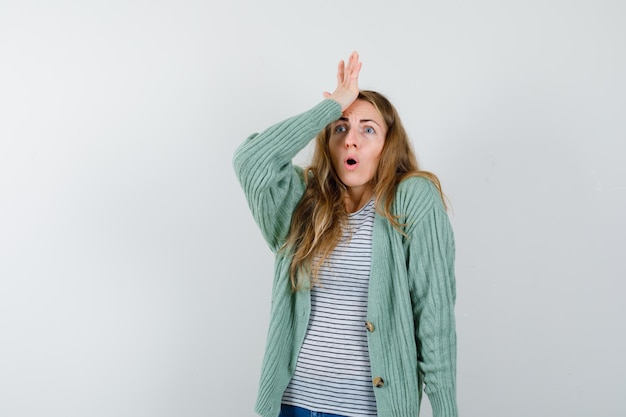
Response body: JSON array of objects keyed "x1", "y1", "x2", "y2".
[{"x1": 282, "y1": 198, "x2": 377, "y2": 417}]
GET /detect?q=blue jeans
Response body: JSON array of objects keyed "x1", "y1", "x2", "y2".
[{"x1": 279, "y1": 404, "x2": 347, "y2": 417}]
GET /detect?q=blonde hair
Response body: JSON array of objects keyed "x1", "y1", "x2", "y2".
[{"x1": 284, "y1": 90, "x2": 445, "y2": 290}]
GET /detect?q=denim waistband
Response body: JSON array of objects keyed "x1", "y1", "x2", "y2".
[{"x1": 280, "y1": 403, "x2": 348, "y2": 417}]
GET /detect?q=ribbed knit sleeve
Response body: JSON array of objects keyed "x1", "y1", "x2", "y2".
[
  {"x1": 233, "y1": 100, "x2": 342, "y2": 252},
  {"x1": 396, "y1": 176, "x2": 458, "y2": 417}
]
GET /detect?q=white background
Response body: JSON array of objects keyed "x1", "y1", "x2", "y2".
[{"x1": 1, "y1": 1, "x2": 625, "y2": 416}]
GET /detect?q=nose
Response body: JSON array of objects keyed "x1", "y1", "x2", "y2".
[{"x1": 344, "y1": 127, "x2": 359, "y2": 148}]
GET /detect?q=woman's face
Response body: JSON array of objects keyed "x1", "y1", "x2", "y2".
[{"x1": 329, "y1": 100, "x2": 387, "y2": 197}]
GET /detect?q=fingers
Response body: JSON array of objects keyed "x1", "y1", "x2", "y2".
[
  {"x1": 337, "y1": 59, "x2": 344, "y2": 84},
  {"x1": 324, "y1": 51, "x2": 362, "y2": 110},
  {"x1": 342, "y1": 52, "x2": 361, "y2": 88},
  {"x1": 344, "y1": 51, "x2": 360, "y2": 79},
  {"x1": 337, "y1": 52, "x2": 360, "y2": 84},
  {"x1": 351, "y1": 61, "x2": 362, "y2": 81}
]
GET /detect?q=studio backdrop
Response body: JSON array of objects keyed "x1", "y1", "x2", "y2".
[{"x1": 0, "y1": 1, "x2": 624, "y2": 416}]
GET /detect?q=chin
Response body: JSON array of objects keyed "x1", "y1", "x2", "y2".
[{"x1": 339, "y1": 178, "x2": 371, "y2": 190}]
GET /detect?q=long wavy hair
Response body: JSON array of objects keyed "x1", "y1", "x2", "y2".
[{"x1": 283, "y1": 90, "x2": 445, "y2": 290}]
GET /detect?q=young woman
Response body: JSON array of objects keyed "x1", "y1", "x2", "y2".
[{"x1": 233, "y1": 52, "x2": 457, "y2": 417}]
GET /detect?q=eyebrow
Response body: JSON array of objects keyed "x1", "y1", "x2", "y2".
[{"x1": 338, "y1": 117, "x2": 382, "y2": 127}]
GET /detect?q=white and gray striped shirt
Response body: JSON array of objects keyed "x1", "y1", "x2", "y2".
[{"x1": 282, "y1": 198, "x2": 377, "y2": 417}]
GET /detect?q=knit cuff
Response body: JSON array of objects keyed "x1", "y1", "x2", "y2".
[{"x1": 429, "y1": 389, "x2": 458, "y2": 417}]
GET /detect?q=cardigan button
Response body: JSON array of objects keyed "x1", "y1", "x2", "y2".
[
  {"x1": 373, "y1": 377, "x2": 385, "y2": 388},
  {"x1": 365, "y1": 321, "x2": 375, "y2": 332}
]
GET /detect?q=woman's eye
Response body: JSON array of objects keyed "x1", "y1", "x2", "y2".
[
  {"x1": 334, "y1": 125, "x2": 347, "y2": 133},
  {"x1": 364, "y1": 127, "x2": 375, "y2": 134}
]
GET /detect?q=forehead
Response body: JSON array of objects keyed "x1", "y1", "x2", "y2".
[{"x1": 341, "y1": 100, "x2": 384, "y2": 124}]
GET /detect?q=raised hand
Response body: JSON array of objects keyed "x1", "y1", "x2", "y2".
[{"x1": 323, "y1": 51, "x2": 362, "y2": 111}]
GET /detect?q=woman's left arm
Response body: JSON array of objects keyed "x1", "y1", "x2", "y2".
[{"x1": 400, "y1": 177, "x2": 458, "y2": 417}]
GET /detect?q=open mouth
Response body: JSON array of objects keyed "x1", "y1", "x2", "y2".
[{"x1": 344, "y1": 157, "x2": 359, "y2": 171}]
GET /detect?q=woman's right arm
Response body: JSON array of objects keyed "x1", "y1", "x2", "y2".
[
  {"x1": 233, "y1": 51, "x2": 363, "y2": 253},
  {"x1": 233, "y1": 100, "x2": 342, "y2": 253}
]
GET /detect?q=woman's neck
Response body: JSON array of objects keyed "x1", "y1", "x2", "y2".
[{"x1": 344, "y1": 185, "x2": 374, "y2": 213}]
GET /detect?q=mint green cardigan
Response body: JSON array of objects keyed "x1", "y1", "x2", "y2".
[{"x1": 233, "y1": 99, "x2": 458, "y2": 417}]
